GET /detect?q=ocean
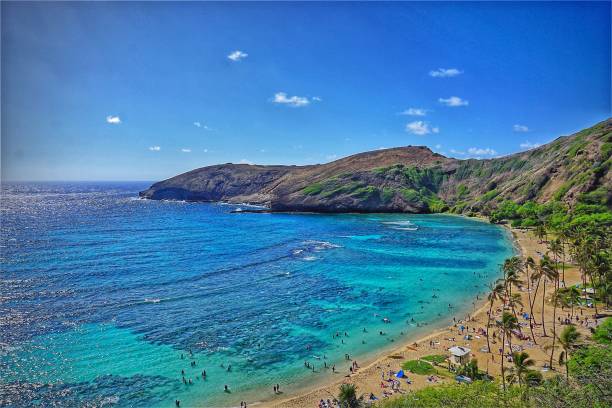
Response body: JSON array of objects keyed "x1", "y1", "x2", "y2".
[{"x1": 0, "y1": 182, "x2": 515, "y2": 407}]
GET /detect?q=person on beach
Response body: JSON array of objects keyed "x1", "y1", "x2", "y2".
[
  {"x1": 175, "y1": 399, "x2": 180, "y2": 407},
  {"x1": 224, "y1": 384, "x2": 229, "y2": 392}
]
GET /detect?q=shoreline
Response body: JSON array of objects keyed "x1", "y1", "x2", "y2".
[{"x1": 264, "y1": 225, "x2": 587, "y2": 408}]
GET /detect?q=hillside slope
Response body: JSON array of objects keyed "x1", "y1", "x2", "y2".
[{"x1": 140, "y1": 119, "x2": 612, "y2": 214}]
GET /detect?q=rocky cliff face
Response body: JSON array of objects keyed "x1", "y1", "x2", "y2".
[{"x1": 140, "y1": 119, "x2": 612, "y2": 214}]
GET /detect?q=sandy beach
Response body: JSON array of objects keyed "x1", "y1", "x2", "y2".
[{"x1": 266, "y1": 227, "x2": 594, "y2": 407}]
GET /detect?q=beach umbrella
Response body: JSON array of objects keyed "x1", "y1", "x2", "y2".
[{"x1": 396, "y1": 370, "x2": 405, "y2": 378}]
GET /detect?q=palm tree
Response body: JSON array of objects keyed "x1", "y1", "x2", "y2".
[
  {"x1": 337, "y1": 383, "x2": 363, "y2": 408},
  {"x1": 496, "y1": 311, "x2": 519, "y2": 391},
  {"x1": 486, "y1": 282, "x2": 505, "y2": 353},
  {"x1": 545, "y1": 250, "x2": 561, "y2": 370},
  {"x1": 559, "y1": 286, "x2": 581, "y2": 318},
  {"x1": 531, "y1": 256, "x2": 555, "y2": 337},
  {"x1": 509, "y1": 293, "x2": 524, "y2": 321},
  {"x1": 458, "y1": 359, "x2": 480, "y2": 380},
  {"x1": 524, "y1": 370, "x2": 543, "y2": 387},
  {"x1": 557, "y1": 325, "x2": 581, "y2": 379},
  {"x1": 549, "y1": 239, "x2": 562, "y2": 271},
  {"x1": 500, "y1": 257, "x2": 523, "y2": 299},
  {"x1": 524, "y1": 257, "x2": 538, "y2": 344},
  {"x1": 558, "y1": 228, "x2": 572, "y2": 287},
  {"x1": 509, "y1": 351, "x2": 535, "y2": 386},
  {"x1": 535, "y1": 224, "x2": 547, "y2": 244}
]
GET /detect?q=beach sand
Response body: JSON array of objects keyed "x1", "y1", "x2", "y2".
[{"x1": 265, "y1": 227, "x2": 595, "y2": 407}]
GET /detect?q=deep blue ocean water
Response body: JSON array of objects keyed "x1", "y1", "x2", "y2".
[{"x1": 0, "y1": 182, "x2": 515, "y2": 407}]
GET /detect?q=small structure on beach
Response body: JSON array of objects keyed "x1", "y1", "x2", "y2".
[{"x1": 448, "y1": 346, "x2": 471, "y2": 366}]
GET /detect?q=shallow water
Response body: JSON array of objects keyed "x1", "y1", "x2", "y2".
[{"x1": 0, "y1": 182, "x2": 514, "y2": 407}]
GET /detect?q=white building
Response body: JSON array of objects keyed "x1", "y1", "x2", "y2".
[{"x1": 448, "y1": 346, "x2": 471, "y2": 366}]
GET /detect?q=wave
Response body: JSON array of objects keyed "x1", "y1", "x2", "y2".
[
  {"x1": 382, "y1": 220, "x2": 415, "y2": 226},
  {"x1": 303, "y1": 240, "x2": 341, "y2": 251}
]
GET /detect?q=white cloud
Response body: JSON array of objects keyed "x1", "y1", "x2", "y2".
[
  {"x1": 239, "y1": 159, "x2": 253, "y2": 165},
  {"x1": 450, "y1": 149, "x2": 466, "y2": 156},
  {"x1": 519, "y1": 141, "x2": 541, "y2": 150},
  {"x1": 513, "y1": 124, "x2": 530, "y2": 132},
  {"x1": 400, "y1": 108, "x2": 428, "y2": 116},
  {"x1": 194, "y1": 121, "x2": 213, "y2": 131},
  {"x1": 434, "y1": 144, "x2": 442, "y2": 149},
  {"x1": 149, "y1": 146, "x2": 161, "y2": 151},
  {"x1": 406, "y1": 121, "x2": 439, "y2": 135},
  {"x1": 429, "y1": 68, "x2": 463, "y2": 78},
  {"x1": 228, "y1": 50, "x2": 248, "y2": 61},
  {"x1": 181, "y1": 148, "x2": 191, "y2": 153},
  {"x1": 326, "y1": 154, "x2": 338, "y2": 160},
  {"x1": 106, "y1": 115, "x2": 121, "y2": 124},
  {"x1": 439, "y1": 96, "x2": 469, "y2": 107},
  {"x1": 312, "y1": 96, "x2": 322, "y2": 102},
  {"x1": 272, "y1": 92, "x2": 311, "y2": 107},
  {"x1": 467, "y1": 147, "x2": 497, "y2": 156}
]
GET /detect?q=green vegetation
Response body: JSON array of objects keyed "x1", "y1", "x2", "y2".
[
  {"x1": 402, "y1": 359, "x2": 436, "y2": 375},
  {"x1": 456, "y1": 184, "x2": 469, "y2": 198},
  {"x1": 592, "y1": 317, "x2": 611, "y2": 345},
  {"x1": 601, "y1": 142, "x2": 612, "y2": 160},
  {"x1": 421, "y1": 354, "x2": 447, "y2": 364},
  {"x1": 480, "y1": 189, "x2": 500, "y2": 202},
  {"x1": 489, "y1": 197, "x2": 612, "y2": 231},
  {"x1": 300, "y1": 121, "x2": 610, "y2": 221},
  {"x1": 567, "y1": 135, "x2": 589, "y2": 158},
  {"x1": 302, "y1": 182, "x2": 323, "y2": 195},
  {"x1": 381, "y1": 187, "x2": 395, "y2": 203},
  {"x1": 336, "y1": 383, "x2": 363, "y2": 408},
  {"x1": 378, "y1": 381, "x2": 525, "y2": 408},
  {"x1": 376, "y1": 344, "x2": 611, "y2": 408}
]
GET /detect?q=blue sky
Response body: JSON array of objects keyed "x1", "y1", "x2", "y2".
[{"x1": 2, "y1": 1, "x2": 610, "y2": 181}]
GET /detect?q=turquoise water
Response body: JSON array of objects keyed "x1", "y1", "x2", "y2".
[{"x1": 0, "y1": 182, "x2": 515, "y2": 407}]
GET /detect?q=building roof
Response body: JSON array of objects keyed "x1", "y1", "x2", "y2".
[{"x1": 448, "y1": 346, "x2": 471, "y2": 357}]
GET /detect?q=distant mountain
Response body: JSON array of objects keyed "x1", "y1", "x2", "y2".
[{"x1": 140, "y1": 119, "x2": 612, "y2": 214}]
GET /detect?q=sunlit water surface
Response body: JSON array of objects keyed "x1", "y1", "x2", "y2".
[{"x1": 0, "y1": 182, "x2": 514, "y2": 407}]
